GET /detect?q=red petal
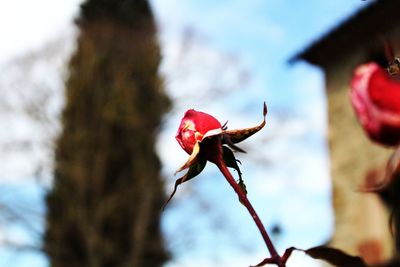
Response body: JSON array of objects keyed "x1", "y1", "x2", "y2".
[
  {"x1": 368, "y1": 67, "x2": 400, "y2": 113},
  {"x1": 183, "y1": 109, "x2": 222, "y2": 134},
  {"x1": 176, "y1": 109, "x2": 222, "y2": 154}
]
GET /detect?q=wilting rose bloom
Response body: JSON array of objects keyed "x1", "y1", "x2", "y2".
[
  {"x1": 350, "y1": 62, "x2": 400, "y2": 146},
  {"x1": 175, "y1": 109, "x2": 222, "y2": 154}
]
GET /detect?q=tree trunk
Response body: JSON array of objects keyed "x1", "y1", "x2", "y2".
[{"x1": 44, "y1": 1, "x2": 170, "y2": 266}]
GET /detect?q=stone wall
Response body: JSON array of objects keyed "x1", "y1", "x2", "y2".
[{"x1": 325, "y1": 54, "x2": 393, "y2": 264}]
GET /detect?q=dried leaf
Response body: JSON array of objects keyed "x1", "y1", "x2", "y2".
[
  {"x1": 222, "y1": 146, "x2": 247, "y2": 203},
  {"x1": 251, "y1": 246, "x2": 366, "y2": 267},
  {"x1": 224, "y1": 102, "x2": 267, "y2": 144},
  {"x1": 387, "y1": 58, "x2": 400, "y2": 76},
  {"x1": 304, "y1": 246, "x2": 367, "y2": 267},
  {"x1": 380, "y1": 35, "x2": 400, "y2": 76},
  {"x1": 222, "y1": 146, "x2": 243, "y2": 180},
  {"x1": 163, "y1": 159, "x2": 207, "y2": 210},
  {"x1": 222, "y1": 135, "x2": 246, "y2": 153}
]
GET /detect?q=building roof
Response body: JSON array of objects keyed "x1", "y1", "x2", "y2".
[{"x1": 291, "y1": 0, "x2": 400, "y2": 67}]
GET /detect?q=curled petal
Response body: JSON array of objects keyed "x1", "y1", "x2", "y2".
[
  {"x1": 202, "y1": 128, "x2": 224, "y2": 140},
  {"x1": 224, "y1": 102, "x2": 267, "y2": 144},
  {"x1": 163, "y1": 159, "x2": 207, "y2": 210},
  {"x1": 175, "y1": 142, "x2": 201, "y2": 174}
]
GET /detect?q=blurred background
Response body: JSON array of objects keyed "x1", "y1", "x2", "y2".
[{"x1": 2, "y1": 0, "x2": 395, "y2": 267}]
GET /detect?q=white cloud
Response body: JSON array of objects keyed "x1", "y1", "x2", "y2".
[{"x1": 0, "y1": 0, "x2": 82, "y2": 65}]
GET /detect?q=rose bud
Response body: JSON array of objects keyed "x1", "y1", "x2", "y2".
[
  {"x1": 175, "y1": 109, "x2": 222, "y2": 155},
  {"x1": 163, "y1": 103, "x2": 267, "y2": 210},
  {"x1": 165, "y1": 104, "x2": 294, "y2": 266}
]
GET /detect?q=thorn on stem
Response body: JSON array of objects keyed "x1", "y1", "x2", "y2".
[{"x1": 263, "y1": 102, "x2": 268, "y2": 117}]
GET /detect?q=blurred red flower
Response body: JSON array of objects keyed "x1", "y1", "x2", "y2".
[{"x1": 350, "y1": 62, "x2": 400, "y2": 146}]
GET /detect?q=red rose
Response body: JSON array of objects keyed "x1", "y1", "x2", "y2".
[
  {"x1": 350, "y1": 62, "x2": 400, "y2": 146},
  {"x1": 175, "y1": 109, "x2": 222, "y2": 155},
  {"x1": 167, "y1": 104, "x2": 295, "y2": 266},
  {"x1": 165, "y1": 103, "x2": 267, "y2": 209},
  {"x1": 169, "y1": 104, "x2": 296, "y2": 266}
]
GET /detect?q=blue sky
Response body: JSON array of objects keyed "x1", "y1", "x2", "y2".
[
  {"x1": 154, "y1": 1, "x2": 367, "y2": 266},
  {"x1": 0, "y1": 1, "x2": 369, "y2": 267}
]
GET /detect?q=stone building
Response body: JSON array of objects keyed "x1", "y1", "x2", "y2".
[{"x1": 292, "y1": 0, "x2": 400, "y2": 264}]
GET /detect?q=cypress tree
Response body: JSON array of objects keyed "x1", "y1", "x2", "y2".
[{"x1": 44, "y1": 1, "x2": 170, "y2": 266}]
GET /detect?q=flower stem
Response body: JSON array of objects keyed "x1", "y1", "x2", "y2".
[{"x1": 216, "y1": 161, "x2": 285, "y2": 267}]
